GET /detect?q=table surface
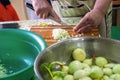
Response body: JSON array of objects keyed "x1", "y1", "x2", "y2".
[
  {"x1": 113, "y1": 1, "x2": 120, "y2": 6},
  {"x1": 30, "y1": 25, "x2": 99, "y2": 46}
]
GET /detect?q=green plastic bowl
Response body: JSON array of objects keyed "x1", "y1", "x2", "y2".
[{"x1": 0, "y1": 29, "x2": 47, "y2": 80}]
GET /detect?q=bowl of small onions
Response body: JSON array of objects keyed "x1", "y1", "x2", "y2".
[{"x1": 34, "y1": 37, "x2": 120, "y2": 80}]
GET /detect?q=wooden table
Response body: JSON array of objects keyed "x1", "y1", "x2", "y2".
[{"x1": 30, "y1": 25, "x2": 99, "y2": 46}]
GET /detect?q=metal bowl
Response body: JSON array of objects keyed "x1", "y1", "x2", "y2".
[{"x1": 34, "y1": 37, "x2": 120, "y2": 80}]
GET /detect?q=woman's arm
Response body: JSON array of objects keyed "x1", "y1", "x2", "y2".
[
  {"x1": 73, "y1": 0, "x2": 111, "y2": 33},
  {"x1": 93, "y1": 0, "x2": 111, "y2": 18}
]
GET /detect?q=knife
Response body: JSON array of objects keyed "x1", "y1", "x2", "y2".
[
  {"x1": 26, "y1": 3, "x2": 66, "y2": 25},
  {"x1": 0, "y1": 22, "x2": 19, "y2": 29}
]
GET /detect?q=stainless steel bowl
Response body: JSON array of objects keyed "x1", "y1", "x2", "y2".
[{"x1": 34, "y1": 37, "x2": 120, "y2": 80}]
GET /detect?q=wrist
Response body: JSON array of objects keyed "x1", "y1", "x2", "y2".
[
  {"x1": 92, "y1": 0, "x2": 111, "y2": 17},
  {"x1": 89, "y1": 9, "x2": 105, "y2": 26},
  {"x1": 92, "y1": 8, "x2": 105, "y2": 18}
]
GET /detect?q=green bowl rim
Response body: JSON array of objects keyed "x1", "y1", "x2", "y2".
[{"x1": 0, "y1": 29, "x2": 47, "y2": 79}]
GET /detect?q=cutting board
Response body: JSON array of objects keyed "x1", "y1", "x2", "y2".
[{"x1": 30, "y1": 25, "x2": 99, "y2": 46}]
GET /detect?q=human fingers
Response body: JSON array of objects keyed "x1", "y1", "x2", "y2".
[
  {"x1": 41, "y1": 9, "x2": 49, "y2": 19},
  {"x1": 73, "y1": 14, "x2": 89, "y2": 32},
  {"x1": 36, "y1": 9, "x2": 49, "y2": 19},
  {"x1": 42, "y1": 11, "x2": 49, "y2": 19},
  {"x1": 74, "y1": 24, "x2": 93, "y2": 33}
]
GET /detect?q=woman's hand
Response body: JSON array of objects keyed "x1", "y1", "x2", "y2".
[
  {"x1": 73, "y1": 9, "x2": 104, "y2": 33},
  {"x1": 32, "y1": 0, "x2": 61, "y2": 22},
  {"x1": 73, "y1": 0, "x2": 111, "y2": 33}
]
